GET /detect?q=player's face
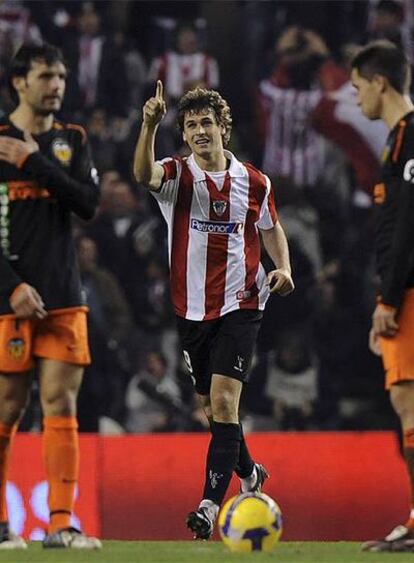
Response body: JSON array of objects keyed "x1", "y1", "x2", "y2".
[
  {"x1": 183, "y1": 109, "x2": 225, "y2": 158},
  {"x1": 18, "y1": 60, "x2": 67, "y2": 116},
  {"x1": 351, "y1": 68, "x2": 382, "y2": 120}
]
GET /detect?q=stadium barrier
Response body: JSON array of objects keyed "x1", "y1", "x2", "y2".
[{"x1": 11, "y1": 432, "x2": 408, "y2": 541}]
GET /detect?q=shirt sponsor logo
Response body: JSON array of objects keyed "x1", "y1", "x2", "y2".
[
  {"x1": 7, "y1": 181, "x2": 50, "y2": 201},
  {"x1": 190, "y1": 218, "x2": 244, "y2": 234}
]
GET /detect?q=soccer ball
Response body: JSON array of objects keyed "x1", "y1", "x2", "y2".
[{"x1": 218, "y1": 492, "x2": 283, "y2": 553}]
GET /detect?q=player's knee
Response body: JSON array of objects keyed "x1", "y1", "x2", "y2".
[
  {"x1": 41, "y1": 389, "x2": 78, "y2": 417},
  {"x1": 0, "y1": 396, "x2": 28, "y2": 425},
  {"x1": 211, "y1": 391, "x2": 238, "y2": 422},
  {"x1": 390, "y1": 384, "x2": 414, "y2": 421}
]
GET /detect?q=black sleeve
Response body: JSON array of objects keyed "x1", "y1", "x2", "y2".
[
  {"x1": 0, "y1": 247, "x2": 22, "y2": 299},
  {"x1": 20, "y1": 134, "x2": 100, "y2": 221},
  {"x1": 381, "y1": 127, "x2": 414, "y2": 308}
]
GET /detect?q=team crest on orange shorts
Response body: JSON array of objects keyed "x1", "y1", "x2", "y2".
[{"x1": 7, "y1": 338, "x2": 25, "y2": 361}]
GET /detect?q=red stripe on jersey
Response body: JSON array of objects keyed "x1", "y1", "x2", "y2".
[
  {"x1": 240, "y1": 165, "x2": 267, "y2": 309},
  {"x1": 162, "y1": 159, "x2": 178, "y2": 181},
  {"x1": 171, "y1": 161, "x2": 193, "y2": 317},
  {"x1": 203, "y1": 172, "x2": 231, "y2": 320}
]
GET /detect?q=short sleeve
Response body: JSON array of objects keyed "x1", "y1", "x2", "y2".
[
  {"x1": 257, "y1": 174, "x2": 278, "y2": 229},
  {"x1": 151, "y1": 157, "x2": 181, "y2": 204}
]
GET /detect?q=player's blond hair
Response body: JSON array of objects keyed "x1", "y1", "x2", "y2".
[{"x1": 177, "y1": 88, "x2": 232, "y2": 146}]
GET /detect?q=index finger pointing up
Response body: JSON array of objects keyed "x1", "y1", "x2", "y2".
[{"x1": 156, "y1": 80, "x2": 164, "y2": 100}]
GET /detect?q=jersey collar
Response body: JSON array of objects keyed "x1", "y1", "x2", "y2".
[{"x1": 187, "y1": 150, "x2": 246, "y2": 182}]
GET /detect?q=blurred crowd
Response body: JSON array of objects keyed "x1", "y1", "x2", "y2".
[{"x1": 5, "y1": 0, "x2": 413, "y2": 434}]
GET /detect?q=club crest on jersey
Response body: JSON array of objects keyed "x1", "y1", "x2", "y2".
[
  {"x1": 7, "y1": 338, "x2": 25, "y2": 361},
  {"x1": 212, "y1": 200, "x2": 227, "y2": 216},
  {"x1": 52, "y1": 139, "x2": 72, "y2": 166}
]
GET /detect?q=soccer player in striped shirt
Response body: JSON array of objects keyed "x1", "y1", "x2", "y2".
[{"x1": 134, "y1": 81, "x2": 294, "y2": 539}]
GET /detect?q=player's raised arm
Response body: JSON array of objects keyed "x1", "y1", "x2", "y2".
[{"x1": 133, "y1": 80, "x2": 167, "y2": 191}]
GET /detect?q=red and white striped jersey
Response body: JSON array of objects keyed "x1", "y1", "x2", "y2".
[
  {"x1": 152, "y1": 151, "x2": 278, "y2": 321},
  {"x1": 148, "y1": 51, "x2": 219, "y2": 99},
  {"x1": 259, "y1": 80, "x2": 325, "y2": 187}
]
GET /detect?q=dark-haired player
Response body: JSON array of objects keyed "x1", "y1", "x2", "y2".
[
  {"x1": 352, "y1": 40, "x2": 414, "y2": 552},
  {"x1": 133, "y1": 81, "x2": 294, "y2": 539},
  {"x1": 0, "y1": 43, "x2": 101, "y2": 549}
]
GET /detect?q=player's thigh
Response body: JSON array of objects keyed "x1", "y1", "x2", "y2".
[
  {"x1": 390, "y1": 380, "x2": 414, "y2": 428},
  {"x1": 38, "y1": 358, "x2": 84, "y2": 416},
  {"x1": 0, "y1": 371, "x2": 33, "y2": 423},
  {"x1": 176, "y1": 316, "x2": 215, "y2": 395},
  {"x1": 210, "y1": 309, "x2": 263, "y2": 384}
]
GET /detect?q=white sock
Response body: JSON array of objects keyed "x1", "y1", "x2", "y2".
[
  {"x1": 240, "y1": 464, "x2": 257, "y2": 493},
  {"x1": 199, "y1": 499, "x2": 219, "y2": 522}
]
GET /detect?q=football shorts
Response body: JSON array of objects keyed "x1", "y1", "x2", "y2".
[
  {"x1": 0, "y1": 306, "x2": 90, "y2": 373},
  {"x1": 381, "y1": 289, "x2": 414, "y2": 389},
  {"x1": 176, "y1": 309, "x2": 262, "y2": 395}
]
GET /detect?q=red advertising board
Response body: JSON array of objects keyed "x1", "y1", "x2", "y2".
[
  {"x1": 8, "y1": 432, "x2": 410, "y2": 541},
  {"x1": 9, "y1": 434, "x2": 100, "y2": 540}
]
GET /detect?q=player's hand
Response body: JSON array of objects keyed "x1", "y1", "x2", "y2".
[
  {"x1": 0, "y1": 131, "x2": 39, "y2": 168},
  {"x1": 372, "y1": 303, "x2": 398, "y2": 338},
  {"x1": 369, "y1": 327, "x2": 382, "y2": 356},
  {"x1": 267, "y1": 269, "x2": 294, "y2": 296},
  {"x1": 142, "y1": 80, "x2": 167, "y2": 128},
  {"x1": 9, "y1": 283, "x2": 47, "y2": 320}
]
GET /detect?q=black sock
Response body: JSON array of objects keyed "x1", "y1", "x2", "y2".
[
  {"x1": 235, "y1": 423, "x2": 255, "y2": 478},
  {"x1": 202, "y1": 421, "x2": 241, "y2": 505}
]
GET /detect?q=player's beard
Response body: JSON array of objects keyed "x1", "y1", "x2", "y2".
[
  {"x1": 34, "y1": 104, "x2": 61, "y2": 117},
  {"x1": 34, "y1": 97, "x2": 63, "y2": 117}
]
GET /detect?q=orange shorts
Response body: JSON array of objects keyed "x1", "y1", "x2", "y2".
[
  {"x1": 381, "y1": 289, "x2": 414, "y2": 389},
  {"x1": 0, "y1": 306, "x2": 90, "y2": 373}
]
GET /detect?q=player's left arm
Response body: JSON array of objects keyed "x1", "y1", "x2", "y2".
[
  {"x1": 372, "y1": 126, "x2": 414, "y2": 338},
  {"x1": 0, "y1": 130, "x2": 100, "y2": 220},
  {"x1": 260, "y1": 222, "x2": 294, "y2": 296},
  {"x1": 380, "y1": 129, "x2": 414, "y2": 306}
]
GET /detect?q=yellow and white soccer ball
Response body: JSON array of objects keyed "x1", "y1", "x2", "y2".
[{"x1": 218, "y1": 492, "x2": 283, "y2": 553}]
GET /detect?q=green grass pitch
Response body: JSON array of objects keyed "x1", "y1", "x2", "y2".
[{"x1": 0, "y1": 541, "x2": 413, "y2": 563}]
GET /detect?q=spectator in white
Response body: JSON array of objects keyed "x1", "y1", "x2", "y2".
[
  {"x1": 311, "y1": 43, "x2": 388, "y2": 199},
  {"x1": 148, "y1": 25, "x2": 219, "y2": 103},
  {"x1": 125, "y1": 350, "x2": 182, "y2": 432},
  {"x1": 258, "y1": 27, "x2": 333, "y2": 188},
  {"x1": 265, "y1": 330, "x2": 317, "y2": 430},
  {"x1": 64, "y1": 2, "x2": 129, "y2": 116}
]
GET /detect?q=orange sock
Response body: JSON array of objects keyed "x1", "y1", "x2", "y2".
[
  {"x1": 42, "y1": 416, "x2": 79, "y2": 534},
  {"x1": 403, "y1": 429, "x2": 414, "y2": 529},
  {"x1": 0, "y1": 423, "x2": 17, "y2": 522}
]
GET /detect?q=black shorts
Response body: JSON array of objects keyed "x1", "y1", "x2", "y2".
[{"x1": 176, "y1": 309, "x2": 263, "y2": 395}]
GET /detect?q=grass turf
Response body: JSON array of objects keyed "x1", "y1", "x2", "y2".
[
  {"x1": 0, "y1": 541, "x2": 414, "y2": 563},
  {"x1": 0, "y1": 541, "x2": 413, "y2": 562}
]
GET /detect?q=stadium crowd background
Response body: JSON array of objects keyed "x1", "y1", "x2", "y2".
[{"x1": 2, "y1": 0, "x2": 413, "y2": 434}]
